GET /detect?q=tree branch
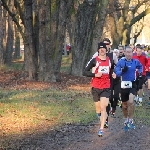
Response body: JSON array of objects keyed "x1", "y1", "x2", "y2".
[
  {"x1": 127, "y1": 8, "x2": 150, "y2": 29},
  {"x1": 1, "y1": 0, "x2": 25, "y2": 41},
  {"x1": 132, "y1": 0, "x2": 149, "y2": 14},
  {"x1": 133, "y1": 24, "x2": 144, "y2": 44},
  {"x1": 14, "y1": 0, "x2": 24, "y2": 24}
]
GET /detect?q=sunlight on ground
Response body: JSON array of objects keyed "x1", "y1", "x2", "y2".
[
  {"x1": 68, "y1": 84, "x2": 91, "y2": 91},
  {"x1": 0, "y1": 87, "x2": 95, "y2": 142}
]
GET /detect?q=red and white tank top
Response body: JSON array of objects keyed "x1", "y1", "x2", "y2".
[{"x1": 91, "y1": 56, "x2": 111, "y2": 89}]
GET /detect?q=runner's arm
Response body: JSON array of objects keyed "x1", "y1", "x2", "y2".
[
  {"x1": 86, "y1": 52, "x2": 98, "y2": 67},
  {"x1": 114, "y1": 60, "x2": 122, "y2": 77},
  {"x1": 83, "y1": 58, "x2": 96, "y2": 77},
  {"x1": 136, "y1": 60, "x2": 143, "y2": 74}
]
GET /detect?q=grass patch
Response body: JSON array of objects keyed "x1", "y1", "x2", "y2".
[
  {"x1": 60, "y1": 55, "x2": 72, "y2": 73},
  {"x1": 0, "y1": 63, "x2": 23, "y2": 71},
  {"x1": 0, "y1": 88, "x2": 95, "y2": 137}
]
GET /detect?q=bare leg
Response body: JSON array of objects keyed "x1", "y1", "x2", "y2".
[
  {"x1": 148, "y1": 79, "x2": 150, "y2": 89},
  {"x1": 122, "y1": 102, "x2": 128, "y2": 118},
  {"x1": 99, "y1": 97, "x2": 109, "y2": 129},
  {"x1": 127, "y1": 93, "x2": 135, "y2": 119},
  {"x1": 95, "y1": 101, "x2": 101, "y2": 114}
]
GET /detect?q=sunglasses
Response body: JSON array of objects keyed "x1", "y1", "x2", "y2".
[{"x1": 105, "y1": 43, "x2": 110, "y2": 45}]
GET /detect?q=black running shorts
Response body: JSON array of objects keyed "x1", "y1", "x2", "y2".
[
  {"x1": 91, "y1": 88, "x2": 111, "y2": 102},
  {"x1": 121, "y1": 88, "x2": 136, "y2": 102}
]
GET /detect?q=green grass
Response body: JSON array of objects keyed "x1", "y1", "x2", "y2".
[
  {"x1": 0, "y1": 62, "x2": 23, "y2": 71},
  {"x1": 0, "y1": 88, "x2": 95, "y2": 131},
  {"x1": 60, "y1": 55, "x2": 72, "y2": 73}
]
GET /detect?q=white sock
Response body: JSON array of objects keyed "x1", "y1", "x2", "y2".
[
  {"x1": 139, "y1": 98, "x2": 142, "y2": 102},
  {"x1": 129, "y1": 118, "x2": 133, "y2": 123},
  {"x1": 134, "y1": 95, "x2": 138, "y2": 101}
]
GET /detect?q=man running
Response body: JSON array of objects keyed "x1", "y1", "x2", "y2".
[
  {"x1": 110, "y1": 48, "x2": 123, "y2": 117},
  {"x1": 87, "y1": 38, "x2": 118, "y2": 128},
  {"x1": 114, "y1": 46, "x2": 143, "y2": 131},
  {"x1": 83, "y1": 42, "x2": 115, "y2": 137},
  {"x1": 132, "y1": 45, "x2": 147, "y2": 106}
]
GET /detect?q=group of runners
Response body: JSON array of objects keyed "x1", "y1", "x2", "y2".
[{"x1": 83, "y1": 38, "x2": 150, "y2": 137}]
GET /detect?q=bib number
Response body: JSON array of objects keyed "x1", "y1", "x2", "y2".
[
  {"x1": 98, "y1": 66, "x2": 109, "y2": 74},
  {"x1": 121, "y1": 81, "x2": 132, "y2": 88}
]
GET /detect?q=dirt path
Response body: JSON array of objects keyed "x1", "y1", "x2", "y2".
[{"x1": 8, "y1": 105, "x2": 150, "y2": 150}]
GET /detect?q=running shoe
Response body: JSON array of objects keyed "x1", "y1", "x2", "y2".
[
  {"x1": 134, "y1": 96, "x2": 138, "y2": 102},
  {"x1": 104, "y1": 121, "x2": 108, "y2": 128},
  {"x1": 110, "y1": 112, "x2": 116, "y2": 118},
  {"x1": 124, "y1": 122, "x2": 129, "y2": 132},
  {"x1": 128, "y1": 122, "x2": 135, "y2": 129},
  {"x1": 98, "y1": 129, "x2": 104, "y2": 137}
]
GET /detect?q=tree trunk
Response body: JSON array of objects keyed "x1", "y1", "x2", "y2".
[
  {"x1": 71, "y1": 1, "x2": 97, "y2": 76},
  {"x1": 0, "y1": 3, "x2": 4, "y2": 66},
  {"x1": 2, "y1": 7, "x2": 7, "y2": 62},
  {"x1": 38, "y1": 1, "x2": 47, "y2": 81},
  {"x1": 54, "y1": 0, "x2": 73, "y2": 81},
  {"x1": 5, "y1": 0, "x2": 14, "y2": 65},
  {"x1": 91, "y1": 0, "x2": 109, "y2": 55},
  {"x1": 126, "y1": 27, "x2": 131, "y2": 45},
  {"x1": 14, "y1": 24, "x2": 20, "y2": 59},
  {"x1": 38, "y1": 0, "x2": 56, "y2": 82},
  {"x1": 38, "y1": 0, "x2": 73, "y2": 82},
  {"x1": 71, "y1": 0, "x2": 109, "y2": 76},
  {"x1": 24, "y1": 0, "x2": 37, "y2": 80}
]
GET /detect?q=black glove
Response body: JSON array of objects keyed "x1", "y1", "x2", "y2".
[{"x1": 122, "y1": 66, "x2": 128, "y2": 73}]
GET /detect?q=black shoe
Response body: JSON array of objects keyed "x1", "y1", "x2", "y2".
[{"x1": 111, "y1": 112, "x2": 116, "y2": 118}]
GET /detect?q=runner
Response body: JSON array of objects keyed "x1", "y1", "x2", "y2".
[
  {"x1": 110, "y1": 48, "x2": 124, "y2": 117},
  {"x1": 132, "y1": 45, "x2": 147, "y2": 106},
  {"x1": 87, "y1": 38, "x2": 118, "y2": 128},
  {"x1": 83, "y1": 42, "x2": 116, "y2": 137},
  {"x1": 146, "y1": 48, "x2": 150, "y2": 105},
  {"x1": 117, "y1": 45, "x2": 125, "y2": 108},
  {"x1": 118, "y1": 46, "x2": 125, "y2": 59},
  {"x1": 114, "y1": 46, "x2": 143, "y2": 131}
]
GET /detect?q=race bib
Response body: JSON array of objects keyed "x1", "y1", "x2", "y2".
[
  {"x1": 121, "y1": 81, "x2": 132, "y2": 88},
  {"x1": 98, "y1": 66, "x2": 109, "y2": 74}
]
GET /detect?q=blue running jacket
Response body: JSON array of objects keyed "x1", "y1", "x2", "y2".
[{"x1": 114, "y1": 57, "x2": 143, "y2": 81}]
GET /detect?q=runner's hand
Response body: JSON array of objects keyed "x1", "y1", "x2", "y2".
[
  {"x1": 122, "y1": 66, "x2": 128, "y2": 73},
  {"x1": 95, "y1": 72, "x2": 102, "y2": 78},
  {"x1": 112, "y1": 72, "x2": 116, "y2": 79}
]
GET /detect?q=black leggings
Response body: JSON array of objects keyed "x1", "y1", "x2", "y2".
[{"x1": 109, "y1": 81, "x2": 121, "y2": 112}]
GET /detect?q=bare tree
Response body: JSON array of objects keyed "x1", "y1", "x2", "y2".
[
  {"x1": 0, "y1": 1, "x2": 4, "y2": 66},
  {"x1": 71, "y1": 0, "x2": 109, "y2": 76},
  {"x1": 108, "y1": 0, "x2": 150, "y2": 47},
  {"x1": 5, "y1": 0, "x2": 14, "y2": 65}
]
